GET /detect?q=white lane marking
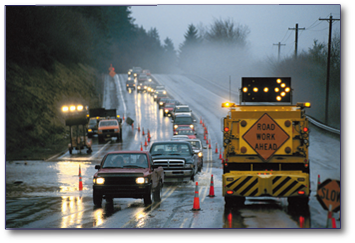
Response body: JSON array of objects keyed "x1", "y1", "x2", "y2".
[
  {"x1": 115, "y1": 74, "x2": 127, "y2": 119},
  {"x1": 179, "y1": 218, "x2": 189, "y2": 228},
  {"x1": 90, "y1": 141, "x2": 111, "y2": 159}
]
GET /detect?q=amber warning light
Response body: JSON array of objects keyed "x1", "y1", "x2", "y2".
[{"x1": 241, "y1": 77, "x2": 291, "y2": 103}]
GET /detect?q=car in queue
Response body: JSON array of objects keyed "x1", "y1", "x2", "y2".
[
  {"x1": 97, "y1": 118, "x2": 122, "y2": 143},
  {"x1": 147, "y1": 83, "x2": 157, "y2": 95},
  {"x1": 126, "y1": 78, "x2": 135, "y2": 91},
  {"x1": 171, "y1": 105, "x2": 192, "y2": 120},
  {"x1": 143, "y1": 69, "x2": 151, "y2": 76},
  {"x1": 170, "y1": 135, "x2": 190, "y2": 140},
  {"x1": 127, "y1": 69, "x2": 133, "y2": 77},
  {"x1": 163, "y1": 103, "x2": 176, "y2": 117},
  {"x1": 93, "y1": 151, "x2": 164, "y2": 207},
  {"x1": 185, "y1": 139, "x2": 205, "y2": 172},
  {"x1": 158, "y1": 97, "x2": 172, "y2": 109},
  {"x1": 138, "y1": 73, "x2": 148, "y2": 83},
  {"x1": 132, "y1": 67, "x2": 143, "y2": 78},
  {"x1": 154, "y1": 91, "x2": 168, "y2": 102},
  {"x1": 150, "y1": 141, "x2": 199, "y2": 182},
  {"x1": 172, "y1": 114, "x2": 196, "y2": 132},
  {"x1": 173, "y1": 126, "x2": 196, "y2": 139},
  {"x1": 155, "y1": 85, "x2": 167, "y2": 94},
  {"x1": 137, "y1": 81, "x2": 149, "y2": 93}
]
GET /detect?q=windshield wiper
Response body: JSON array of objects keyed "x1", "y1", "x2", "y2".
[{"x1": 152, "y1": 153, "x2": 163, "y2": 156}]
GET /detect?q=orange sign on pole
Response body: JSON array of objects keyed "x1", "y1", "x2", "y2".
[
  {"x1": 317, "y1": 179, "x2": 340, "y2": 212},
  {"x1": 109, "y1": 64, "x2": 116, "y2": 77},
  {"x1": 242, "y1": 113, "x2": 290, "y2": 161}
]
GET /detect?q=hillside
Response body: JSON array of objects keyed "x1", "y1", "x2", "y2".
[{"x1": 6, "y1": 62, "x2": 102, "y2": 160}]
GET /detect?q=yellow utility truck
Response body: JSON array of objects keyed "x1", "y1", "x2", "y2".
[{"x1": 221, "y1": 77, "x2": 311, "y2": 207}]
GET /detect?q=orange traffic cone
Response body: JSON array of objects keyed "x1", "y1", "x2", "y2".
[
  {"x1": 192, "y1": 182, "x2": 201, "y2": 211},
  {"x1": 332, "y1": 218, "x2": 337, "y2": 228},
  {"x1": 219, "y1": 149, "x2": 223, "y2": 160},
  {"x1": 299, "y1": 216, "x2": 304, "y2": 228},
  {"x1": 326, "y1": 205, "x2": 333, "y2": 228},
  {"x1": 208, "y1": 174, "x2": 215, "y2": 197},
  {"x1": 140, "y1": 142, "x2": 143, "y2": 151},
  {"x1": 215, "y1": 143, "x2": 218, "y2": 154},
  {"x1": 144, "y1": 138, "x2": 148, "y2": 147},
  {"x1": 142, "y1": 127, "x2": 145, "y2": 135},
  {"x1": 200, "y1": 117, "x2": 202, "y2": 124},
  {"x1": 208, "y1": 140, "x2": 212, "y2": 149},
  {"x1": 78, "y1": 164, "x2": 83, "y2": 191},
  {"x1": 205, "y1": 127, "x2": 208, "y2": 134},
  {"x1": 148, "y1": 135, "x2": 151, "y2": 143},
  {"x1": 206, "y1": 138, "x2": 209, "y2": 144},
  {"x1": 204, "y1": 134, "x2": 207, "y2": 140}
]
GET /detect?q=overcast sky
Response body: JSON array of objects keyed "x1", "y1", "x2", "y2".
[{"x1": 130, "y1": 4, "x2": 340, "y2": 61}]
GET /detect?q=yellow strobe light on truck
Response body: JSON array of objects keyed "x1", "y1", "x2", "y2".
[{"x1": 221, "y1": 102, "x2": 236, "y2": 108}]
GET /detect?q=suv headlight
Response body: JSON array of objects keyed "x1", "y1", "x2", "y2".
[
  {"x1": 94, "y1": 178, "x2": 105, "y2": 184},
  {"x1": 198, "y1": 152, "x2": 203, "y2": 157},
  {"x1": 190, "y1": 124, "x2": 194, "y2": 129},
  {"x1": 136, "y1": 177, "x2": 148, "y2": 184},
  {"x1": 174, "y1": 125, "x2": 178, "y2": 129}
]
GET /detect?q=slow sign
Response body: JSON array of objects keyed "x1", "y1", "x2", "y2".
[
  {"x1": 242, "y1": 113, "x2": 290, "y2": 161},
  {"x1": 317, "y1": 179, "x2": 340, "y2": 212}
]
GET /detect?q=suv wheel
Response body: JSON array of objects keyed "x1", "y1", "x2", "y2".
[
  {"x1": 93, "y1": 190, "x2": 102, "y2": 207},
  {"x1": 153, "y1": 181, "x2": 162, "y2": 202},
  {"x1": 144, "y1": 186, "x2": 153, "y2": 205}
]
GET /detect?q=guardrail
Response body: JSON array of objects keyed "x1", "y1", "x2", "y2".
[{"x1": 307, "y1": 116, "x2": 340, "y2": 135}]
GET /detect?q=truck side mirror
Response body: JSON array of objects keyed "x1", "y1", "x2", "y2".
[
  {"x1": 95, "y1": 165, "x2": 101, "y2": 170},
  {"x1": 203, "y1": 146, "x2": 207, "y2": 149}
]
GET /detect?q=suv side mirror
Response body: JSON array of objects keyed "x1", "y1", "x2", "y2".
[
  {"x1": 203, "y1": 146, "x2": 207, "y2": 149},
  {"x1": 95, "y1": 165, "x2": 101, "y2": 170}
]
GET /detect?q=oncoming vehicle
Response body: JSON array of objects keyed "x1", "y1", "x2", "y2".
[
  {"x1": 174, "y1": 127, "x2": 196, "y2": 139},
  {"x1": 138, "y1": 73, "x2": 148, "y2": 83},
  {"x1": 87, "y1": 117, "x2": 99, "y2": 138},
  {"x1": 93, "y1": 151, "x2": 164, "y2": 206},
  {"x1": 154, "y1": 92, "x2": 168, "y2": 103},
  {"x1": 172, "y1": 114, "x2": 196, "y2": 132},
  {"x1": 172, "y1": 105, "x2": 191, "y2": 120},
  {"x1": 97, "y1": 119, "x2": 121, "y2": 143},
  {"x1": 126, "y1": 79, "x2": 135, "y2": 90},
  {"x1": 150, "y1": 141, "x2": 199, "y2": 182},
  {"x1": 132, "y1": 67, "x2": 143, "y2": 78}
]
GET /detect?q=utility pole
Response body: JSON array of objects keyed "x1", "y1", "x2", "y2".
[
  {"x1": 273, "y1": 42, "x2": 286, "y2": 61},
  {"x1": 288, "y1": 23, "x2": 305, "y2": 59},
  {"x1": 319, "y1": 14, "x2": 340, "y2": 125}
]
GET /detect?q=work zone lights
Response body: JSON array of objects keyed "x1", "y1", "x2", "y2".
[
  {"x1": 241, "y1": 77, "x2": 292, "y2": 103},
  {"x1": 62, "y1": 104, "x2": 85, "y2": 113}
]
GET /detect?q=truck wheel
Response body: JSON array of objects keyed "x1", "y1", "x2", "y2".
[
  {"x1": 93, "y1": 190, "x2": 102, "y2": 207},
  {"x1": 144, "y1": 187, "x2": 153, "y2": 205},
  {"x1": 153, "y1": 181, "x2": 162, "y2": 202}
]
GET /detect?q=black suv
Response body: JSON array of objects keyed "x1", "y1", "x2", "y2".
[
  {"x1": 150, "y1": 141, "x2": 199, "y2": 182},
  {"x1": 172, "y1": 114, "x2": 196, "y2": 132}
]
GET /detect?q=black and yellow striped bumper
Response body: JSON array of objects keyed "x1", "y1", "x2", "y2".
[{"x1": 223, "y1": 172, "x2": 309, "y2": 197}]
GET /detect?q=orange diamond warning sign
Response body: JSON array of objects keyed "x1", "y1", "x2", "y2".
[{"x1": 242, "y1": 113, "x2": 290, "y2": 161}]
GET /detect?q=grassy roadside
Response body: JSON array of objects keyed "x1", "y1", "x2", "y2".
[{"x1": 6, "y1": 61, "x2": 102, "y2": 161}]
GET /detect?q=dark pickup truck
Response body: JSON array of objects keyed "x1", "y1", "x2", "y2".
[
  {"x1": 149, "y1": 141, "x2": 199, "y2": 183},
  {"x1": 93, "y1": 151, "x2": 164, "y2": 206}
]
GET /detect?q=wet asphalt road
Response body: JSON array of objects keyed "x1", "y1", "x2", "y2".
[{"x1": 5, "y1": 74, "x2": 340, "y2": 229}]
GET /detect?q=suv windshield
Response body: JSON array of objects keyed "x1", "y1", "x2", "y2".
[
  {"x1": 174, "y1": 117, "x2": 193, "y2": 124},
  {"x1": 100, "y1": 120, "x2": 118, "y2": 126},
  {"x1": 150, "y1": 143, "x2": 191, "y2": 156},
  {"x1": 103, "y1": 153, "x2": 148, "y2": 168},
  {"x1": 175, "y1": 107, "x2": 190, "y2": 112}
]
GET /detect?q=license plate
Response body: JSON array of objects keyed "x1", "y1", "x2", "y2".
[{"x1": 106, "y1": 134, "x2": 111, "y2": 137}]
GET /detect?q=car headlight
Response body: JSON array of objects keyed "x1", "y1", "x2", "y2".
[
  {"x1": 174, "y1": 125, "x2": 178, "y2": 129},
  {"x1": 198, "y1": 152, "x2": 203, "y2": 157},
  {"x1": 127, "y1": 84, "x2": 129, "y2": 86},
  {"x1": 154, "y1": 95, "x2": 157, "y2": 98},
  {"x1": 163, "y1": 91, "x2": 166, "y2": 94},
  {"x1": 136, "y1": 177, "x2": 148, "y2": 184},
  {"x1": 138, "y1": 86, "x2": 141, "y2": 89},
  {"x1": 165, "y1": 109, "x2": 168, "y2": 113},
  {"x1": 159, "y1": 102, "x2": 163, "y2": 105},
  {"x1": 95, "y1": 178, "x2": 105, "y2": 184},
  {"x1": 190, "y1": 124, "x2": 194, "y2": 129}
]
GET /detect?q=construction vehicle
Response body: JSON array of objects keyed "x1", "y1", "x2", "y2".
[
  {"x1": 221, "y1": 77, "x2": 311, "y2": 207},
  {"x1": 88, "y1": 108, "x2": 123, "y2": 142},
  {"x1": 62, "y1": 104, "x2": 92, "y2": 154}
]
